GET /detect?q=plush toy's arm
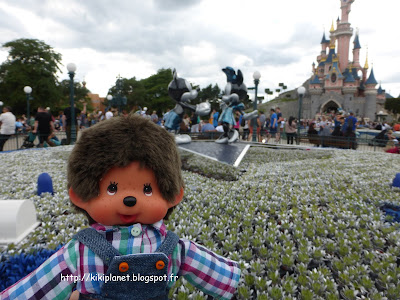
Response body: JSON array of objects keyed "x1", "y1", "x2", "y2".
[
  {"x1": 175, "y1": 239, "x2": 241, "y2": 299},
  {"x1": 0, "y1": 241, "x2": 78, "y2": 300}
]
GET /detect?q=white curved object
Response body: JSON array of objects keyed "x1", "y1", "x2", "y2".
[
  {"x1": 175, "y1": 134, "x2": 192, "y2": 144},
  {"x1": 228, "y1": 130, "x2": 239, "y2": 143},
  {"x1": 0, "y1": 200, "x2": 40, "y2": 245}
]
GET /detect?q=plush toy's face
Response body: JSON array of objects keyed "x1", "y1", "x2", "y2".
[{"x1": 70, "y1": 161, "x2": 183, "y2": 226}]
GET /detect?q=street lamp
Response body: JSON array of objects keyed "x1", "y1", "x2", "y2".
[
  {"x1": 297, "y1": 86, "x2": 306, "y2": 144},
  {"x1": 23, "y1": 86, "x2": 32, "y2": 127},
  {"x1": 107, "y1": 76, "x2": 127, "y2": 115},
  {"x1": 67, "y1": 63, "x2": 77, "y2": 144},
  {"x1": 252, "y1": 71, "x2": 261, "y2": 142},
  {"x1": 0, "y1": 101, "x2": 3, "y2": 111}
]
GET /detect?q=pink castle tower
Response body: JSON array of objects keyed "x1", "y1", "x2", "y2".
[{"x1": 334, "y1": 0, "x2": 355, "y2": 72}]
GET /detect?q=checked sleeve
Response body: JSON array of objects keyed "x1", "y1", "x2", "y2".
[
  {"x1": 0, "y1": 240, "x2": 78, "y2": 300},
  {"x1": 176, "y1": 239, "x2": 241, "y2": 299}
]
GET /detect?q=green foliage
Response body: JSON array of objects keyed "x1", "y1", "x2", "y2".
[
  {"x1": 384, "y1": 97, "x2": 400, "y2": 120},
  {"x1": 57, "y1": 79, "x2": 91, "y2": 112},
  {"x1": 0, "y1": 38, "x2": 62, "y2": 115},
  {"x1": 107, "y1": 68, "x2": 173, "y2": 115},
  {"x1": 196, "y1": 83, "x2": 221, "y2": 109}
]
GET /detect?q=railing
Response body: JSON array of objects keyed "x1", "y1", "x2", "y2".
[
  {"x1": 0, "y1": 130, "x2": 395, "y2": 153},
  {"x1": 0, "y1": 131, "x2": 67, "y2": 152},
  {"x1": 185, "y1": 131, "x2": 395, "y2": 152}
]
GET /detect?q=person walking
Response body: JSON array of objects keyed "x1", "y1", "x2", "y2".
[
  {"x1": 0, "y1": 106, "x2": 16, "y2": 151},
  {"x1": 33, "y1": 107, "x2": 55, "y2": 147},
  {"x1": 285, "y1": 116, "x2": 297, "y2": 144}
]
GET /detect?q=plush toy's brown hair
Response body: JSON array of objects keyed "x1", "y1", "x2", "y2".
[{"x1": 67, "y1": 113, "x2": 184, "y2": 222}]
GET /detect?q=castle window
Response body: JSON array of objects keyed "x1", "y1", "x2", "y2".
[{"x1": 331, "y1": 73, "x2": 337, "y2": 83}]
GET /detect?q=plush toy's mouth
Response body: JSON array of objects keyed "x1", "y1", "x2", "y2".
[{"x1": 118, "y1": 214, "x2": 138, "y2": 224}]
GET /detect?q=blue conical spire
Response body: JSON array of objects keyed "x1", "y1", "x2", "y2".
[
  {"x1": 377, "y1": 84, "x2": 384, "y2": 95},
  {"x1": 321, "y1": 32, "x2": 330, "y2": 44},
  {"x1": 365, "y1": 68, "x2": 378, "y2": 85},
  {"x1": 311, "y1": 73, "x2": 321, "y2": 84},
  {"x1": 353, "y1": 32, "x2": 361, "y2": 49}
]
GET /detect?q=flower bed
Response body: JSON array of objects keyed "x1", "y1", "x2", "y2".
[{"x1": 0, "y1": 146, "x2": 400, "y2": 299}]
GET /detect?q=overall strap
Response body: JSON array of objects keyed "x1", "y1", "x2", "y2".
[
  {"x1": 73, "y1": 228, "x2": 120, "y2": 266},
  {"x1": 155, "y1": 231, "x2": 179, "y2": 256}
]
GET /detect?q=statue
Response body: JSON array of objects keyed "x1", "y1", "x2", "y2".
[
  {"x1": 216, "y1": 67, "x2": 258, "y2": 143},
  {"x1": 164, "y1": 69, "x2": 210, "y2": 144}
]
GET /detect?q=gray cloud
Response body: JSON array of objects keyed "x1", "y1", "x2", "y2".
[
  {"x1": 153, "y1": 0, "x2": 202, "y2": 11},
  {"x1": 0, "y1": 0, "x2": 397, "y2": 96}
]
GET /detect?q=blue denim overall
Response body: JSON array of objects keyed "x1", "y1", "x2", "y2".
[{"x1": 73, "y1": 228, "x2": 179, "y2": 300}]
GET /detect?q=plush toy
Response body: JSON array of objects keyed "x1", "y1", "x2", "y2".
[{"x1": 1, "y1": 114, "x2": 240, "y2": 300}]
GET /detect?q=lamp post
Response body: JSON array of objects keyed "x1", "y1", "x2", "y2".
[
  {"x1": 106, "y1": 94, "x2": 113, "y2": 116},
  {"x1": 107, "y1": 76, "x2": 127, "y2": 115},
  {"x1": 67, "y1": 63, "x2": 77, "y2": 144},
  {"x1": 23, "y1": 86, "x2": 32, "y2": 126},
  {"x1": 107, "y1": 94, "x2": 113, "y2": 105},
  {"x1": 297, "y1": 86, "x2": 306, "y2": 144},
  {"x1": 252, "y1": 71, "x2": 261, "y2": 142}
]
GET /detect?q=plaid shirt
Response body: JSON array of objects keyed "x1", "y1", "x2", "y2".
[{"x1": 1, "y1": 220, "x2": 240, "y2": 299}]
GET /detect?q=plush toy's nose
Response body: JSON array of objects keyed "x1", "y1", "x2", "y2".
[{"x1": 123, "y1": 196, "x2": 137, "y2": 207}]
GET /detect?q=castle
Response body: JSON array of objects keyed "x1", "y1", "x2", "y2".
[{"x1": 300, "y1": 0, "x2": 388, "y2": 121}]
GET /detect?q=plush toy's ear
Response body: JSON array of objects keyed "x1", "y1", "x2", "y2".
[
  {"x1": 168, "y1": 187, "x2": 184, "y2": 208},
  {"x1": 69, "y1": 187, "x2": 89, "y2": 210}
]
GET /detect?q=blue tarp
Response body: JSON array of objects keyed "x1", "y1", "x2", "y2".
[{"x1": 381, "y1": 204, "x2": 400, "y2": 223}]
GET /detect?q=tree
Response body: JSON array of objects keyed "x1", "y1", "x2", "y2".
[
  {"x1": 57, "y1": 79, "x2": 92, "y2": 113},
  {"x1": 141, "y1": 68, "x2": 173, "y2": 114},
  {"x1": 0, "y1": 38, "x2": 62, "y2": 116},
  {"x1": 384, "y1": 98, "x2": 400, "y2": 121},
  {"x1": 107, "y1": 69, "x2": 173, "y2": 114},
  {"x1": 197, "y1": 84, "x2": 221, "y2": 109}
]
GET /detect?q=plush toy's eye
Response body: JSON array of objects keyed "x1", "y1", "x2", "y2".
[
  {"x1": 107, "y1": 182, "x2": 118, "y2": 196},
  {"x1": 143, "y1": 183, "x2": 152, "y2": 196}
]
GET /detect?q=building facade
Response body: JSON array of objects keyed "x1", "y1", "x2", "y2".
[{"x1": 301, "y1": 0, "x2": 388, "y2": 121}]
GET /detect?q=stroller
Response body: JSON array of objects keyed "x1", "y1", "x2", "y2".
[{"x1": 20, "y1": 132, "x2": 37, "y2": 149}]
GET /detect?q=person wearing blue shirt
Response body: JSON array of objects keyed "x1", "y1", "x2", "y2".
[
  {"x1": 342, "y1": 112, "x2": 358, "y2": 133},
  {"x1": 267, "y1": 108, "x2": 278, "y2": 143},
  {"x1": 201, "y1": 119, "x2": 216, "y2": 132},
  {"x1": 212, "y1": 109, "x2": 219, "y2": 127}
]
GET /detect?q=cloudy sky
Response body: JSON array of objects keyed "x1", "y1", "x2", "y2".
[{"x1": 0, "y1": 0, "x2": 399, "y2": 102}]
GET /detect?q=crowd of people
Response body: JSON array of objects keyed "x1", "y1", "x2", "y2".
[{"x1": 1, "y1": 102, "x2": 400, "y2": 154}]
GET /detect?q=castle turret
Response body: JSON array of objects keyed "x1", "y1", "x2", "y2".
[
  {"x1": 364, "y1": 67, "x2": 378, "y2": 120},
  {"x1": 377, "y1": 83, "x2": 386, "y2": 100},
  {"x1": 320, "y1": 32, "x2": 330, "y2": 57},
  {"x1": 335, "y1": 0, "x2": 355, "y2": 72},
  {"x1": 352, "y1": 29, "x2": 361, "y2": 69},
  {"x1": 309, "y1": 70, "x2": 323, "y2": 96},
  {"x1": 365, "y1": 68, "x2": 378, "y2": 88}
]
